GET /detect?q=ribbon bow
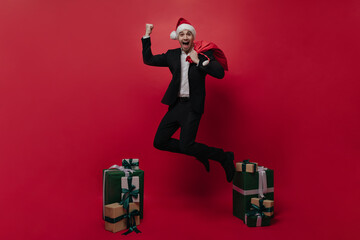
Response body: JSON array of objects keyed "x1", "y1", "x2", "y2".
[
  {"x1": 122, "y1": 209, "x2": 141, "y2": 235},
  {"x1": 245, "y1": 202, "x2": 268, "y2": 227},
  {"x1": 122, "y1": 159, "x2": 139, "y2": 169},
  {"x1": 245, "y1": 198, "x2": 271, "y2": 226},
  {"x1": 120, "y1": 176, "x2": 140, "y2": 209},
  {"x1": 250, "y1": 198, "x2": 274, "y2": 214}
]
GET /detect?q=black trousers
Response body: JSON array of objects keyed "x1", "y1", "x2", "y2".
[{"x1": 153, "y1": 98, "x2": 226, "y2": 162}]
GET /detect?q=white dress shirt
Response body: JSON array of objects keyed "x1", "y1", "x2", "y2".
[{"x1": 179, "y1": 49, "x2": 192, "y2": 97}]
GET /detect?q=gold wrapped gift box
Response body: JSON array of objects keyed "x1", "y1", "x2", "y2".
[
  {"x1": 236, "y1": 161, "x2": 258, "y2": 173},
  {"x1": 104, "y1": 202, "x2": 140, "y2": 233}
]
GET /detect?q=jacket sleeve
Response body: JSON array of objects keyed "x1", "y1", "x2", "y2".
[
  {"x1": 196, "y1": 50, "x2": 225, "y2": 79},
  {"x1": 141, "y1": 37, "x2": 168, "y2": 67}
]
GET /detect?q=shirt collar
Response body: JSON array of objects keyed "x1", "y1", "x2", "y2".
[{"x1": 181, "y1": 47, "x2": 194, "y2": 56}]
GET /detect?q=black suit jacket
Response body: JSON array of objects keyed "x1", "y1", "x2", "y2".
[{"x1": 142, "y1": 37, "x2": 224, "y2": 114}]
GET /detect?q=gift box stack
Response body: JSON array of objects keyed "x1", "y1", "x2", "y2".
[
  {"x1": 103, "y1": 159, "x2": 144, "y2": 234},
  {"x1": 233, "y1": 159, "x2": 274, "y2": 227}
]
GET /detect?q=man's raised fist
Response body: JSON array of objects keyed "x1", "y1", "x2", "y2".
[{"x1": 145, "y1": 24, "x2": 154, "y2": 36}]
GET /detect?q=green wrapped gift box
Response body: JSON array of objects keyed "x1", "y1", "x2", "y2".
[
  {"x1": 232, "y1": 166, "x2": 274, "y2": 221},
  {"x1": 245, "y1": 214, "x2": 271, "y2": 227},
  {"x1": 103, "y1": 165, "x2": 144, "y2": 219}
]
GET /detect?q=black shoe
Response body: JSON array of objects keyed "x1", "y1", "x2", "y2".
[
  {"x1": 196, "y1": 157, "x2": 210, "y2": 172},
  {"x1": 220, "y1": 152, "x2": 235, "y2": 182}
]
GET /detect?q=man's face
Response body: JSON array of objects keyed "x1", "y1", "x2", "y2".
[{"x1": 178, "y1": 29, "x2": 194, "y2": 54}]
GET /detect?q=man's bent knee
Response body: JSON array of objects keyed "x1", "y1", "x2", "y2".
[{"x1": 153, "y1": 138, "x2": 166, "y2": 150}]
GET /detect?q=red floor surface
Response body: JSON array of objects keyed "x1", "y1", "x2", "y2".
[{"x1": 1, "y1": 158, "x2": 356, "y2": 240}]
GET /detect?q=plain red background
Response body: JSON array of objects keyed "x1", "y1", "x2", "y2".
[{"x1": 0, "y1": 0, "x2": 359, "y2": 239}]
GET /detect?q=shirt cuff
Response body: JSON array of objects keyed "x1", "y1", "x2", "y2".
[{"x1": 142, "y1": 35, "x2": 150, "y2": 39}]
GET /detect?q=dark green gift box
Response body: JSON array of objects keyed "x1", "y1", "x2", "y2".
[
  {"x1": 103, "y1": 168, "x2": 144, "y2": 219},
  {"x1": 245, "y1": 214, "x2": 271, "y2": 227},
  {"x1": 232, "y1": 168, "x2": 274, "y2": 221}
]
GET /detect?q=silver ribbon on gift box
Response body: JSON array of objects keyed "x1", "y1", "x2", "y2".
[
  {"x1": 103, "y1": 165, "x2": 134, "y2": 217},
  {"x1": 245, "y1": 213, "x2": 262, "y2": 227},
  {"x1": 232, "y1": 166, "x2": 274, "y2": 197},
  {"x1": 258, "y1": 166, "x2": 268, "y2": 198}
]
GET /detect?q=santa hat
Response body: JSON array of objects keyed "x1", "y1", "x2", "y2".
[{"x1": 170, "y1": 18, "x2": 196, "y2": 40}]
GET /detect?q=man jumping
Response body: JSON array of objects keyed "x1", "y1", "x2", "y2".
[{"x1": 142, "y1": 18, "x2": 235, "y2": 182}]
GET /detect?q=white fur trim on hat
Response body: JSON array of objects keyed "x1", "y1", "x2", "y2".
[
  {"x1": 170, "y1": 23, "x2": 196, "y2": 40},
  {"x1": 170, "y1": 31, "x2": 177, "y2": 40}
]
